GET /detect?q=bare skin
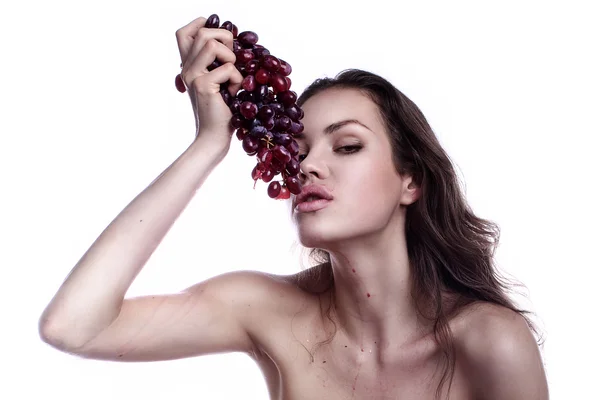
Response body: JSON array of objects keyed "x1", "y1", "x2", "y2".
[
  {"x1": 247, "y1": 266, "x2": 478, "y2": 400},
  {"x1": 39, "y1": 15, "x2": 548, "y2": 400}
]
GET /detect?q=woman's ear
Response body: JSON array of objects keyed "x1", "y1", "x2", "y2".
[{"x1": 400, "y1": 176, "x2": 421, "y2": 206}]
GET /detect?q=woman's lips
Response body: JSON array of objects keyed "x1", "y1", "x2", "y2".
[{"x1": 295, "y1": 198, "x2": 332, "y2": 213}]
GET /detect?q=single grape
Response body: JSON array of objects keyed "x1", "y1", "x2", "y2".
[
  {"x1": 175, "y1": 74, "x2": 186, "y2": 93},
  {"x1": 229, "y1": 98, "x2": 242, "y2": 114},
  {"x1": 257, "y1": 148, "x2": 273, "y2": 165},
  {"x1": 242, "y1": 75, "x2": 256, "y2": 91},
  {"x1": 261, "y1": 168, "x2": 275, "y2": 182},
  {"x1": 270, "y1": 102, "x2": 284, "y2": 115},
  {"x1": 220, "y1": 21, "x2": 233, "y2": 32},
  {"x1": 252, "y1": 164, "x2": 263, "y2": 180},
  {"x1": 268, "y1": 181, "x2": 282, "y2": 198},
  {"x1": 285, "y1": 176, "x2": 302, "y2": 195},
  {"x1": 275, "y1": 116, "x2": 292, "y2": 132},
  {"x1": 285, "y1": 76, "x2": 292, "y2": 89},
  {"x1": 235, "y1": 49, "x2": 255, "y2": 65},
  {"x1": 255, "y1": 69, "x2": 270, "y2": 85},
  {"x1": 277, "y1": 90, "x2": 297, "y2": 107},
  {"x1": 273, "y1": 144, "x2": 292, "y2": 164},
  {"x1": 253, "y1": 47, "x2": 270, "y2": 58},
  {"x1": 242, "y1": 135, "x2": 259, "y2": 154},
  {"x1": 238, "y1": 31, "x2": 259, "y2": 47},
  {"x1": 285, "y1": 105, "x2": 302, "y2": 121},
  {"x1": 257, "y1": 105, "x2": 274, "y2": 123},
  {"x1": 262, "y1": 55, "x2": 281, "y2": 72},
  {"x1": 269, "y1": 73, "x2": 288, "y2": 93},
  {"x1": 250, "y1": 125, "x2": 268, "y2": 138},
  {"x1": 285, "y1": 158, "x2": 301, "y2": 175},
  {"x1": 287, "y1": 140, "x2": 299, "y2": 156},
  {"x1": 236, "y1": 128, "x2": 248, "y2": 141},
  {"x1": 230, "y1": 114, "x2": 244, "y2": 129},
  {"x1": 240, "y1": 102, "x2": 258, "y2": 120},
  {"x1": 276, "y1": 185, "x2": 291, "y2": 200},
  {"x1": 278, "y1": 59, "x2": 292, "y2": 76},
  {"x1": 254, "y1": 84, "x2": 269, "y2": 101},
  {"x1": 232, "y1": 23, "x2": 238, "y2": 38},
  {"x1": 206, "y1": 14, "x2": 220, "y2": 28},
  {"x1": 264, "y1": 117, "x2": 275, "y2": 130},
  {"x1": 290, "y1": 121, "x2": 304, "y2": 134},
  {"x1": 274, "y1": 133, "x2": 293, "y2": 146},
  {"x1": 245, "y1": 60, "x2": 260, "y2": 75}
]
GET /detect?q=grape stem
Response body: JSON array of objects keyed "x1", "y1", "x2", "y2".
[{"x1": 260, "y1": 136, "x2": 275, "y2": 149}]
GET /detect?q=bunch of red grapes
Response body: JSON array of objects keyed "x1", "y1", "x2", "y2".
[{"x1": 175, "y1": 14, "x2": 304, "y2": 200}]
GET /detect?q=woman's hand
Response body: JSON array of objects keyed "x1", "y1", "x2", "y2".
[{"x1": 175, "y1": 16, "x2": 244, "y2": 149}]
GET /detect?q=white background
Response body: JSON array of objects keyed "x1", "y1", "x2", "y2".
[{"x1": 1, "y1": 0, "x2": 599, "y2": 398}]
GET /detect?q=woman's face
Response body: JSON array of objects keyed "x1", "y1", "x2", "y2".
[{"x1": 290, "y1": 88, "x2": 410, "y2": 249}]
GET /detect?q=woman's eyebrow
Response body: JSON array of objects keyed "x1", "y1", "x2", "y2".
[{"x1": 294, "y1": 119, "x2": 372, "y2": 140}]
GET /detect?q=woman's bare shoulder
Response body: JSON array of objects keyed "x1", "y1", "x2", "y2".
[
  {"x1": 450, "y1": 301, "x2": 548, "y2": 399},
  {"x1": 450, "y1": 301, "x2": 526, "y2": 334},
  {"x1": 225, "y1": 263, "x2": 330, "y2": 316}
]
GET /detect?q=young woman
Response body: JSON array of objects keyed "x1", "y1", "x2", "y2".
[{"x1": 39, "y1": 15, "x2": 549, "y2": 400}]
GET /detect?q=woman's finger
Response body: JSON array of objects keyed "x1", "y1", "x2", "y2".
[
  {"x1": 185, "y1": 39, "x2": 236, "y2": 78},
  {"x1": 187, "y1": 27, "x2": 234, "y2": 64},
  {"x1": 175, "y1": 16, "x2": 207, "y2": 64},
  {"x1": 176, "y1": 19, "x2": 234, "y2": 67}
]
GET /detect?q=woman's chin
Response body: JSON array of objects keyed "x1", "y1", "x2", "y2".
[
  {"x1": 297, "y1": 231, "x2": 325, "y2": 249},
  {"x1": 297, "y1": 228, "x2": 342, "y2": 250}
]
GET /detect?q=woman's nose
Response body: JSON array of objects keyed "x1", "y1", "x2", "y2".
[{"x1": 299, "y1": 152, "x2": 327, "y2": 183}]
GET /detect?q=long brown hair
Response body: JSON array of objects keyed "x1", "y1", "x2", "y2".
[{"x1": 291, "y1": 69, "x2": 545, "y2": 399}]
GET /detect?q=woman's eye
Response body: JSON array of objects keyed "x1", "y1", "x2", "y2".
[
  {"x1": 298, "y1": 145, "x2": 361, "y2": 163},
  {"x1": 337, "y1": 145, "x2": 362, "y2": 154}
]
